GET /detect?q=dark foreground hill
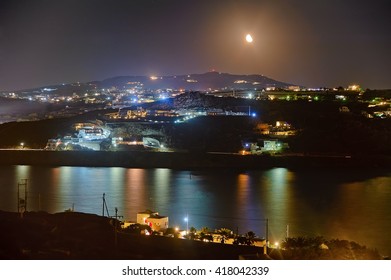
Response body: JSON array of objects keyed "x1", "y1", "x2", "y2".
[
  {"x1": 0, "y1": 211, "x2": 262, "y2": 260},
  {"x1": 0, "y1": 211, "x2": 382, "y2": 260}
]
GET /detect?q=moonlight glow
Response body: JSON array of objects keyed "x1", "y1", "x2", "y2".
[{"x1": 245, "y1": 34, "x2": 253, "y2": 43}]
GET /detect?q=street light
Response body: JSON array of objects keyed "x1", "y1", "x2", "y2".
[
  {"x1": 184, "y1": 215, "x2": 189, "y2": 234},
  {"x1": 20, "y1": 142, "x2": 24, "y2": 149}
]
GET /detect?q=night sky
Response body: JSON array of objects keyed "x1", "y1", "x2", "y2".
[{"x1": 1, "y1": 0, "x2": 390, "y2": 91}]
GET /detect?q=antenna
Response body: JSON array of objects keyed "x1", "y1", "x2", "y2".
[{"x1": 286, "y1": 224, "x2": 289, "y2": 238}]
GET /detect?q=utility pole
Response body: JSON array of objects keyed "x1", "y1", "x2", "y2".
[
  {"x1": 102, "y1": 193, "x2": 105, "y2": 216},
  {"x1": 263, "y1": 218, "x2": 269, "y2": 255},
  {"x1": 114, "y1": 207, "x2": 118, "y2": 250},
  {"x1": 113, "y1": 207, "x2": 123, "y2": 252},
  {"x1": 265, "y1": 218, "x2": 269, "y2": 245},
  {"x1": 24, "y1": 179, "x2": 27, "y2": 212},
  {"x1": 184, "y1": 214, "x2": 189, "y2": 234},
  {"x1": 102, "y1": 193, "x2": 110, "y2": 217},
  {"x1": 17, "y1": 179, "x2": 28, "y2": 217},
  {"x1": 17, "y1": 181, "x2": 19, "y2": 213}
]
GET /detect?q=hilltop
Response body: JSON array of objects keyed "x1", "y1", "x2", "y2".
[
  {"x1": 99, "y1": 72, "x2": 295, "y2": 91},
  {"x1": 3, "y1": 72, "x2": 295, "y2": 96}
]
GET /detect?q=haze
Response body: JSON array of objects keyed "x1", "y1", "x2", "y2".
[{"x1": 0, "y1": 0, "x2": 390, "y2": 91}]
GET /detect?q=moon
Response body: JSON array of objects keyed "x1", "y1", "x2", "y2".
[{"x1": 245, "y1": 34, "x2": 253, "y2": 43}]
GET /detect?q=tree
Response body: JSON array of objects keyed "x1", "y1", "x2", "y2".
[
  {"x1": 281, "y1": 236, "x2": 325, "y2": 250},
  {"x1": 233, "y1": 236, "x2": 248, "y2": 245},
  {"x1": 200, "y1": 227, "x2": 210, "y2": 234},
  {"x1": 274, "y1": 236, "x2": 381, "y2": 260},
  {"x1": 245, "y1": 231, "x2": 256, "y2": 245},
  {"x1": 198, "y1": 227, "x2": 212, "y2": 242},
  {"x1": 217, "y1": 228, "x2": 232, "y2": 244},
  {"x1": 188, "y1": 226, "x2": 197, "y2": 240}
]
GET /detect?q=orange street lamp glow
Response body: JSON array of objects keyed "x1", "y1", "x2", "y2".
[{"x1": 245, "y1": 34, "x2": 253, "y2": 43}]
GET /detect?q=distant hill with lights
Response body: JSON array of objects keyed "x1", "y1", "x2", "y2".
[
  {"x1": 99, "y1": 71, "x2": 295, "y2": 91},
  {"x1": 4, "y1": 72, "x2": 296, "y2": 96}
]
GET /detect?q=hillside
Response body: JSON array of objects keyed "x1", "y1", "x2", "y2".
[
  {"x1": 0, "y1": 97, "x2": 67, "y2": 123},
  {"x1": 99, "y1": 72, "x2": 295, "y2": 91},
  {"x1": 0, "y1": 211, "x2": 261, "y2": 260},
  {"x1": 1, "y1": 93, "x2": 391, "y2": 157},
  {"x1": 4, "y1": 72, "x2": 295, "y2": 96},
  {"x1": 0, "y1": 211, "x2": 381, "y2": 260}
]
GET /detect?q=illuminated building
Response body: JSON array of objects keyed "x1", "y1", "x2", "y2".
[{"x1": 137, "y1": 210, "x2": 169, "y2": 232}]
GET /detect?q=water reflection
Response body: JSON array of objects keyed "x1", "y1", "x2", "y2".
[
  {"x1": 16, "y1": 165, "x2": 29, "y2": 180},
  {"x1": 261, "y1": 168, "x2": 295, "y2": 241},
  {"x1": 236, "y1": 173, "x2": 251, "y2": 215},
  {"x1": 152, "y1": 168, "x2": 171, "y2": 212},
  {"x1": 0, "y1": 165, "x2": 390, "y2": 256},
  {"x1": 333, "y1": 176, "x2": 391, "y2": 251},
  {"x1": 123, "y1": 169, "x2": 147, "y2": 219}
]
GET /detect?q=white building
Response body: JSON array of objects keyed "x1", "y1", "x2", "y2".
[{"x1": 137, "y1": 210, "x2": 169, "y2": 232}]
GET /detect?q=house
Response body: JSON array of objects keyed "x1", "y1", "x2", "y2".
[
  {"x1": 339, "y1": 106, "x2": 350, "y2": 113},
  {"x1": 241, "y1": 139, "x2": 288, "y2": 154},
  {"x1": 137, "y1": 210, "x2": 169, "y2": 232}
]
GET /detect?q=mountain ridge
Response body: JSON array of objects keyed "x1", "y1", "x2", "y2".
[
  {"x1": 100, "y1": 71, "x2": 296, "y2": 91},
  {"x1": 6, "y1": 72, "x2": 297, "y2": 94}
]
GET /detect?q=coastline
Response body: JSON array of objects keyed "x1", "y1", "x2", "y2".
[{"x1": 0, "y1": 150, "x2": 390, "y2": 169}]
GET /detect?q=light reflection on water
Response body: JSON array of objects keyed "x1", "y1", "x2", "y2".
[{"x1": 0, "y1": 165, "x2": 390, "y2": 256}]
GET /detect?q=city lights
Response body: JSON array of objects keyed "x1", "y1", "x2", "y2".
[{"x1": 0, "y1": 1, "x2": 390, "y2": 268}]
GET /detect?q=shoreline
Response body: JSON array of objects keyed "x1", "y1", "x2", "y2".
[{"x1": 0, "y1": 150, "x2": 390, "y2": 169}]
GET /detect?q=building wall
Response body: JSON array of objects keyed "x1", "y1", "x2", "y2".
[
  {"x1": 137, "y1": 212, "x2": 157, "y2": 224},
  {"x1": 146, "y1": 216, "x2": 169, "y2": 232}
]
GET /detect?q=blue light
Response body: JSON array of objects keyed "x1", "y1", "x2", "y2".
[{"x1": 251, "y1": 113, "x2": 257, "y2": 117}]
